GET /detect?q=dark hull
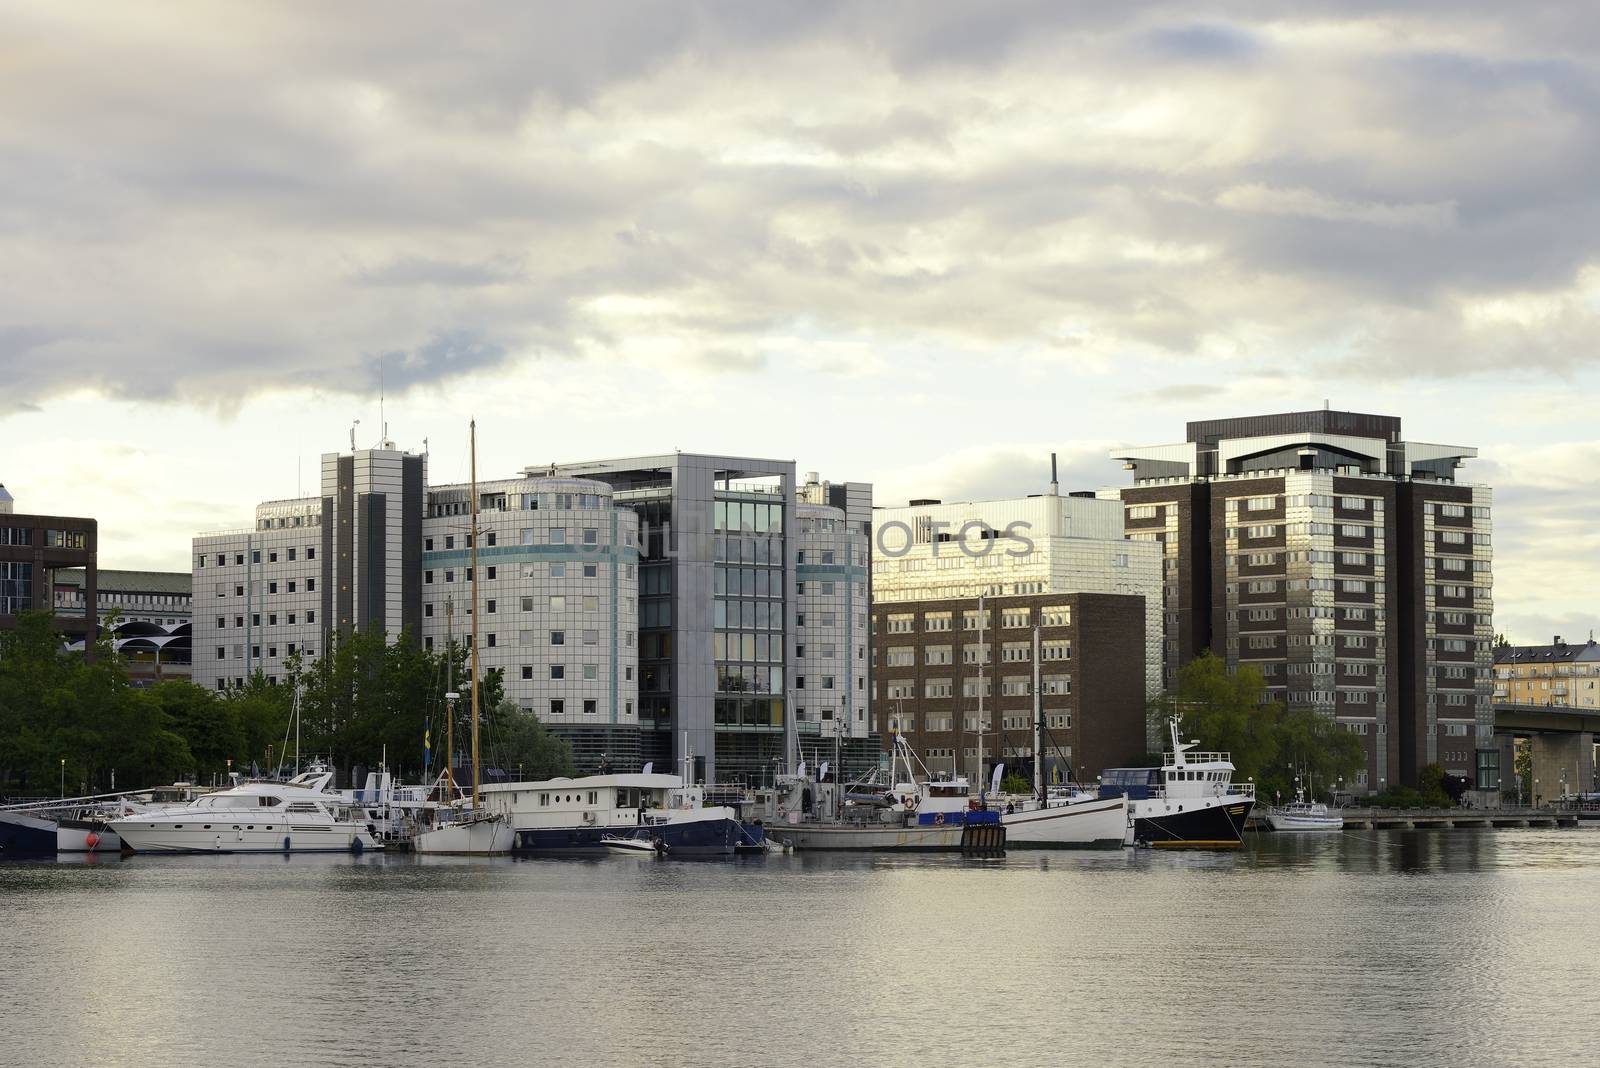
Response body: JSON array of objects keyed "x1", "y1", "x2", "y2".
[
  {"x1": 1131, "y1": 799, "x2": 1253, "y2": 849},
  {"x1": 0, "y1": 812, "x2": 58, "y2": 854},
  {"x1": 511, "y1": 817, "x2": 756, "y2": 858}
]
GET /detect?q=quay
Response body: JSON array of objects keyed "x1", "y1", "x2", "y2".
[{"x1": 1249, "y1": 808, "x2": 1581, "y2": 831}]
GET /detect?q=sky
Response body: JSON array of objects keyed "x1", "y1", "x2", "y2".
[{"x1": 1, "y1": 2, "x2": 1597, "y2": 644}]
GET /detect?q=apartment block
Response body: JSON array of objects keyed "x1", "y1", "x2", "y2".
[
  {"x1": 1495, "y1": 637, "x2": 1600, "y2": 709},
  {"x1": 1108, "y1": 409, "x2": 1493, "y2": 792}
]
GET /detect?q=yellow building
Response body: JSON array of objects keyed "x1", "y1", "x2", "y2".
[{"x1": 1494, "y1": 636, "x2": 1600, "y2": 708}]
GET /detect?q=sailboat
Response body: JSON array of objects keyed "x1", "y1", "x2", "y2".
[{"x1": 413, "y1": 419, "x2": 515, "y2": 856}]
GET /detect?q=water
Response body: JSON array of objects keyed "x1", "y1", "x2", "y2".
[{"x1": 3, "y1": 829, "x2": 1597, "y2": 1067}]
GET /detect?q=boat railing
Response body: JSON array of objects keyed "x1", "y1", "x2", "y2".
[{"x1": 1164, "y1": 751, "x2": 1234, "y2": 765}]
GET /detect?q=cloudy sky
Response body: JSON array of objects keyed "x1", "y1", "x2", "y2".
[{"x1": 2, "y1": 2, "x2": 1596, "y2": 643}]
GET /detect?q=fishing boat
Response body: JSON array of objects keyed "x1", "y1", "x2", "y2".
[
  {"x1": 757, "y1": 737, "x2": 1005, "y2": 854},
  {"x1": 1265, "y1": 789, "x2": 1344, "y2": 832},
  {"x1": 1100, "y1": 718, "x2": 1255, "y2": 849},
  {"x1": 412, "y1": 420, "x2": 514, "y2": 857},
  {"x1": 106, "y1": 767, "x2": 379, "y2": 853}
]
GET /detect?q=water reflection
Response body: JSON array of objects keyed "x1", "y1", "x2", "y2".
[{"x1": 3, "y1": 829, "x2": 1599, "y2": 1067}]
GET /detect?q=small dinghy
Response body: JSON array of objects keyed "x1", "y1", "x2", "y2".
[{"x1": 602, "y1": 832, "x2": 666, "y2": 856}]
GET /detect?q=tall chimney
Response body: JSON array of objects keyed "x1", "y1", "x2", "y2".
[{"x1": 1048, "y1": 453, "x2": 1059, "y2": 496}]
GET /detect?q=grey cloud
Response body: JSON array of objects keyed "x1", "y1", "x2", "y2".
[
  {"x1": 5, "y1": 3, "x2": 1600, "y2": 410},
  {"x1": 1142, "y1": 23, "x2": 1261, "y2": 63}
]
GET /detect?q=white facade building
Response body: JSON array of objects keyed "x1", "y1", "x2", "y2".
[
  {"x1": 419, "y1": 475, "x2": 640, "y2": 767},
  {"x1": 871, "y1": 492, "x2": 1163, "y2": 700}
]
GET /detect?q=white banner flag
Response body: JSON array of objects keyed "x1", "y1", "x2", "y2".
[
  {"x1": 820, "y1": 760, "x2": 830, "y2": 782},
  {"x1": 990, "y1": 763, "x2": 1005, "y2": 797},
  {"x1": 641, "y1": 762, "x2": 653, "y2": 775}
]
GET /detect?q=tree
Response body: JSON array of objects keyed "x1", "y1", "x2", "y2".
[
  {"x1": 999, "y1": 771, "x2": 1031, "y2": 795},
  {"x1": 1151, "y1": 651, "x2": 1282, "y2": 783},
  {"x1": 484, "y1": 700, "x2": 574, "y2": 780},
  {"x1": 1150, "y1": 651, "x2": 1366, "y2": 804}
]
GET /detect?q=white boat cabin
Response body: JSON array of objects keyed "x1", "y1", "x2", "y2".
[{"x1": 483, "y1": 773, "x2": 700, "y2": 829}]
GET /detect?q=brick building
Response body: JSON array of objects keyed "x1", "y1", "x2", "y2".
[{"x1": 871, "y1": 591, "x2": 1148, "y2": 786}]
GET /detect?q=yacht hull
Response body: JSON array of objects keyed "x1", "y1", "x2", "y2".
[
  {"x1": 1001, "y1": 796, "x2": 1127, "y2": 849},
  {"x1": 1265, "y1": 812, "x2": 1344, "y2": 832},
  {"x1": 0, "y1": 811, "x2": 59, "y2": 854},
  {"x1": 55, "y1": 818, "x2": 122, "y2": 853},
  {"x1": 511, "y1": 814, "x2": 744, "y2": 857},
  {"x1": 1130, "y1": 798, "x2": 1253, "y2": 849},
  {"x1": 109, "y1": 821, "x2": 376, "y2": 854},
  {"x1": 413, "y1": 819, "x2": 514, "y2": 855}
]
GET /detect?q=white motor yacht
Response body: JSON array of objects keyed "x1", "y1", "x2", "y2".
[{"x1": 107, "y1": 768, "x2": 378, "y2": 854}]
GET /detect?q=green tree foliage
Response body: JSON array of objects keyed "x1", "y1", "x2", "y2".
[
  {"x1": 0, "y1": 612, "x2": 192, "y2": 794},
  {"x1": 484, "y1": 700, "x2": 575, "y2": 781},
  {"x1": 0, "y1": 612, "x2": 487, "y2": 793},
  {"x1": 999, "y1": 771, "x2": 1031, "y2": 795},
  {"x1": 1151, "y1": 651, "x2": 1366, "y2": 803}
]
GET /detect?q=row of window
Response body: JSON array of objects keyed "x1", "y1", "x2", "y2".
[
  {"x1": 214, "y1": 578, "x2": 315, "y2": 597},
  {"x1": 200, "y1": 546, "x2": 317, "y2": 567}
]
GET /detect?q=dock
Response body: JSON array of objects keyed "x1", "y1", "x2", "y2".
[{"x1": 1249, "y1": 807, "x2": 1582, "y2": 831}]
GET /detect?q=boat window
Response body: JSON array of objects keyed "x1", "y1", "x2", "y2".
[
  {"x1": 259, "y1": 796, "x2": 282, "y2": 807},
  {"x1": 588, "y1": 791, "x2": 597, "y2": 804}
]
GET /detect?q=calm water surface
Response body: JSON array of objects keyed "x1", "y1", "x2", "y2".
[{"x1": 4, "y1": 829, "x2": 1597, "y2": 1067}]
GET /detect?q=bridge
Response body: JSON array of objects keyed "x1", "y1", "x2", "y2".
[{"x1": 1492, "y1": 702, "x2": 1599, "y2": 804}]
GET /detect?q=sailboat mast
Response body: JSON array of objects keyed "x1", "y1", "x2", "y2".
[
  {"x1": 1032, "y1": 621, "x2": 1042, "y2": 801},
  {"x1": 976, "y1": 594, "x2": 985, "y2": 790},
  {"x1": 444, "y1": 597, "x2": 456, "y2": 795},
  {"x1": 469, "y1": 419, "x2": 482, "y2": 811}
]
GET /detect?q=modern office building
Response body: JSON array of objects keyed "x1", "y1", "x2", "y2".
[
  {"x1": 871, "y1": 591, "x2": 1148, "y2": 786},
  {"x1": 0, "y1": 482, "x2": 98, "y2": 644},
  {"x1": 542, "y1": 456, "x2": 873, "y2": 785},
  {"x1": 1107, "y1": 408, "x2": 1493, "y2": 793},
  {"x1": 1494, "y1": 637, "x2": 1600, "y2": 709},
  {"x1": 192, "y1": 446, "x2": 866, "y2": 784},
  {"x1": 418, "y1": 474, "x2": 640, "y2": 769}
]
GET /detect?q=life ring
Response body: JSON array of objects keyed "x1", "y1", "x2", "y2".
[{"x1": 934, "y1": 813, "x2": 946, "y2": 825}]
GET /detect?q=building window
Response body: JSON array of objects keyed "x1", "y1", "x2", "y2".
[
  {"x1": 551, "y1": 665, "x2": 565, "y2": 679},
  {"x1": 583, "y1": 699, "x2": 597, "y2": 715},
  {"x1": 550, "y1": 700, "x2": 564, "y2": 716},
  {"x1": 549, "y1": 528, "x2": 566, "y2": 544},
  {"x1": 551, "y1": 631, "x2": 565, "y2": 645}
]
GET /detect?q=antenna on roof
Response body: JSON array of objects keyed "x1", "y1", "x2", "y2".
[
  {"x1": 379, "y1": 354, "x2": 386, "y2": 447},
  {"x1": 1048, "y1": 452, "x2": 1059, "y2": 496},
  {"x1": 1324, "y1": 398, "x2": 1329, "y2": 410}
]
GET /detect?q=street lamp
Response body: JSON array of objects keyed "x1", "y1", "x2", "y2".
[
  {"x1": 1535, "y1": 778, "x2": 1541, "y2": 808},
  {"x1": 59, "y1": 757, "x2": 65, "y2": 799}
]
